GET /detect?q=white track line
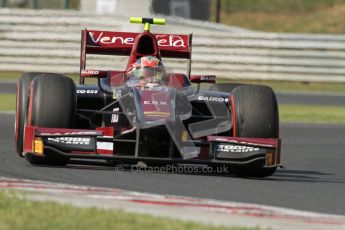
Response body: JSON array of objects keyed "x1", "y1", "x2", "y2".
[{"x1": 0, "y1": 111, "x2": 14, "y2": 114}]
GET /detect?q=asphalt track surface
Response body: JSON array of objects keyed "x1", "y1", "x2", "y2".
[
  {"x1": 0, "y1": 113, "x2": 344, "y2": 215},
  {"x1": 0, "y1": 82, "x2": 16, "y2": 94},
  {"x1": 276, "y1": 91, "x2": 345, "y2": 106},
  {"x1": 1, "y1": 81, "x2": 345, "y2": 106}
]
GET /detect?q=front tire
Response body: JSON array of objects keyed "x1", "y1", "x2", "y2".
[
  {"x1": 25, "y1": 73, "x2": 76, "y2": 166},
  {"x1": 231, "y1": 85, "x2": 279, "y2": 177},
  {"x1": 15, "y1": 72, "x2": 45, "y2": 156}
]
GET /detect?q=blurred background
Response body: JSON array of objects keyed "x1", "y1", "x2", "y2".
[
  {"x1": 0, "y1": 0, "x2": 344, "y2": 123},
  {"x1": 2, "y1": 0, "x2": 345, "y2": 77},
  {"x1": 3, "y1": 0, "x2": 345, "y2": 33}
]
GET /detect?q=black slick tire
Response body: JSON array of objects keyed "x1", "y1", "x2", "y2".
[
  {"x1": 231, "y1": 85, "x2": 279, "y2": 177},
  {"x1": 25, "y1": 74, "x2": 76, "y2": 166},
  {"x1": 15, "y1": 72, "x2": 44, "y2": 156}
]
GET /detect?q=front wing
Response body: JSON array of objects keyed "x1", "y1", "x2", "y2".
[{"x1": 24, "y1": 126, "x2": 281, "y2": 167}]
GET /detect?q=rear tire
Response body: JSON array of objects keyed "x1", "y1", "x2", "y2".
[
  {"x1": 25, "y1": 73, "x2": 76, "y2": 166},
  {"x1": 15, "y1": 72, "x2": 45, "y2": 156},
  {"x1": 231, "y1": 85, "x2": 279, "y2": 177}
]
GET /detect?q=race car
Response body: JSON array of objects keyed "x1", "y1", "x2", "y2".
[{"x1": 15, "y1": 17, "x2": 281, "y2": 177}]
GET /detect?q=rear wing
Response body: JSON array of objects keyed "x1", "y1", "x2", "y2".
[
  {"x1": 81, "y1": 30, "x2": 191, "y2": 65},
  {"x1": 81, "y1": 30, "x2": 191, "y2": 57},
  {"x1": 80, "y1": 29, "x2": 192, "y2": 84}
]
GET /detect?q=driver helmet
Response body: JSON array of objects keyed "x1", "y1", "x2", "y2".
[{"x1": 130, "y1": 56, "x2": 166, "y2": 85}]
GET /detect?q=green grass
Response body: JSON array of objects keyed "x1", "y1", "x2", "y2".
[
  {"x1": 0, "y1": 71, "x2": 22, "y2": 82},
  {"x1": 0, "y1": 191, "x2": 252, "y2": 230},
  {"x1": 280, "y1": 104, "x2": 345, "y2": 124},
  {"x1": 212, "y1": 0, "x2": 345, "y2": 33},
  {"x1": 0, "y1": 72, "x2": 80, "y2": 82},
  {"x1": 217, "y1": 79, "x2": 345, "y2": 94},
  {"x1": 0, "y1": 94, "x2": 16, "y2": 111},
  {"x1": 0, "y1": 72, "x2": 97, "y2": 85},
  {"x1": 218, "y1": 0, "x2": 344, "y2": 13},
  {"x1": 1, "y1": 94, "x2": 344, "y2": 124}
]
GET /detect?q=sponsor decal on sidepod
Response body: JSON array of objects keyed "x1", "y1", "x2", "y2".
[
  {"x1": 76, "y1": 89, "x2": 99, "y2": 94},
  {"x1": 198, "y1": 96, "x2": 229, "y2": 103}
]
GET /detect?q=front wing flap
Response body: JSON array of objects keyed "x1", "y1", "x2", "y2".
[
  {"x1": 24, "y1": 126, "x2": 281, "y2": 167},
  {"x1": 208, "y1": 136, "x2": 281, "y2": 167},
  {"x1": 23, "y1": 126, "x2": 114, "y2": 156}
]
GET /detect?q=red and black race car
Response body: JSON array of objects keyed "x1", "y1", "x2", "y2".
[{"x1": 15, "y1": 17, "x2": 281, "y2": 177}]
